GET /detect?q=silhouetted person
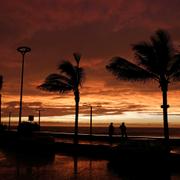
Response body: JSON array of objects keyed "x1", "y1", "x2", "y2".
[
  {"x1": 119, "y1": 122, "x2": 127, "y2": 140},
  {"x1": 108, "y1": 122, "x2": 114, "y2": 144}
]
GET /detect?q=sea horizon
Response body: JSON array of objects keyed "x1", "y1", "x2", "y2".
[{"x1": 2, "y1": 112, "x2": 180, "y2": 128}]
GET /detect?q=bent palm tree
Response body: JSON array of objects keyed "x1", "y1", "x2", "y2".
[
  {"x1": 38, "y1": 53, "x2": 84, "y2": 144},
  {"x1": 106, "y1": 29, "x2": 180, "y2": 143},
  {"x1": 0, "y1": 75, "x2": 3, "y2": 124}
]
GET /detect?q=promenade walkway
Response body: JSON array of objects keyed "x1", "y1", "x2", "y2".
[
  {"x1": 7, "y1": 130, "x2": 180, "y2": 155},
  {"x1": 37, "y1": 131, "x2": 180, "y2": 144}
]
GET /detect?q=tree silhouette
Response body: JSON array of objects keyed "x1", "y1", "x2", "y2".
[
  {"x1": 38, "y1": 53, "x2": 85, "y2": 144},
  {"x1": 106, "y1": 29, "x2": 180, "y2": 143}
]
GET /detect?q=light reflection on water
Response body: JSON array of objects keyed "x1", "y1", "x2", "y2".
[
  {"x1": 171, "y1": 147, "x2": 180, "y2": 155},
  {"x1": 0, "y1": 150, "x2": 179, "y2": 180}
]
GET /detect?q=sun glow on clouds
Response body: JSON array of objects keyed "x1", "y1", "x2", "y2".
[
  {"x1": 1, "y1": 0, "x2": 180, "y2": 127},
  {"x1": 2, "y1": 86, "x2": 180, "y2": 127},
  {"x1": 2, "y1": 55, "x2": 180, "y2": 127},
  {"x1": 3, "y1": 112, "x2": 180, "y2": 128}
]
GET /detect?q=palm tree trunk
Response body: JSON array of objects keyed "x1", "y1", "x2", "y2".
[
  {"x1": 160, "y1": 78, "x2": 169, "y2": 150},
  {"x1": 162, "y1": 89, "x2": 169, "y2": 141},
  {"x1": 160, "y1": 78, "x2": 169, "y2": 144},
  {"x1": 74, "y1": 91, "x2": 79, "y2": 144}
]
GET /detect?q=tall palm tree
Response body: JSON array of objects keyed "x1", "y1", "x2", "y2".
[
  {"x1": 0, "y1": 75, "x2": 3, "y2": 124},
  {"x1": 106, "y1": 29, "x2": 180, "y2": 144},
  {"x1": 38, "y1": 53, "x2": 84, "y2": 144}
]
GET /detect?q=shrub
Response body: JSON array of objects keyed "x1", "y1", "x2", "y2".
[{"x1": 17, "y1": 121, "x2": 40, "y2": 135}]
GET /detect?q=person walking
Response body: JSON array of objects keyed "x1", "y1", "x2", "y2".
[
  {"x1": 108, "y1": 122, "x2": 114, "y2": 144},
  {"x1": 119, "y1": 122, "x2": 127, "y2": 140}
]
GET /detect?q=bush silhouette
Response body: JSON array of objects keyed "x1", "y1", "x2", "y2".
[{"x1": 17, "y1": 122, "x2": 40, "y2": 135}]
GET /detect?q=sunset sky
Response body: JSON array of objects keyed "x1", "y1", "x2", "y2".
[{"x1": 1, "y1": 0, "x2": 180, "y2": 126}]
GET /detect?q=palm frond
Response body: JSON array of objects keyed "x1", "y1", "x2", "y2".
[
  {"x1": 106, "y1": 57, "x2": 156, "y2": 81},
  {"x1": 58, "y1": 61, "x2": 76, "y2": 79},
  {"x1": 77, "y1": 67, "x2": 85, "y2": 87},
  {"x1": 38, "y1": 73, "x2": 72, "y2": 93},
  {"x1": 150, "y1": 29, "x2": 174, "y2": 74},
  {"x1": 168, "y1": 54, "x2": 180, "y2": 81},
  {"x1": 70, "y1": 67, "x2": 85, "y2": 89},
  {"x1": 133, "y1": 29, "x2": 176, "y2": 78},
  {"x1": 132, "y1": 42, "x2": 159, "y2": 74},
  {"x1": 73, "y1": 52, "x2": 81, "y2": 65},
  {"x1": 39, "y1": 57, "x2": 85, "y2": 94}
]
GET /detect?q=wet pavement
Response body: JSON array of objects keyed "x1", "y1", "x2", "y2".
[
  {"x1": 0, "y1": 150, "x2": 120, "y2": 180},
  {"x1": 0, "y1": 149, "x2": 179, "y2": 180}
]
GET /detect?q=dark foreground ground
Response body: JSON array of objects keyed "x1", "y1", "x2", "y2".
[
  {"x1": 8, "y1": 125, "x2": 180, "y2": 138},
  {"x1": 0, "y1": 147, "x2": 180, "y2": 180},
  {"x1": 1, "y1": 126, "x2": 180, "y2": 179},
  {"x1": 0, "y1": 150, "x2": 120, "y2": 180}
]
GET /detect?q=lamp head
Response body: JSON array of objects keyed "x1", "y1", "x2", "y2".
[{"x1": 17, "y1": 46, "x2": 31, "y2": 55}]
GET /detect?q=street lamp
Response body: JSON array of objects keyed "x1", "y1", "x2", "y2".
[
  {"x1": 83, "y1": 104, "x2": 102, "y2": 137},
  {"x1": 90, "y1": 105, "x2": 92, "y2": 136},
  {"x1": 8, "y1": 111, "x2": 11, "y2": 130},
  {"x1": 17, "y1": 46, "x2": 31, "y2": 125},
  {"x1": 36, "y1": 108, "x2": 44, "y2": 129},
  {"x1": 83, "y1": 104, "x2": 93, "y2": 136},
  {"x1": 89, "y1": 105, "x2": 102, "y2": 136},
  {"x1": 37, "y1": 109, "x2": 41, "y2": 126}
]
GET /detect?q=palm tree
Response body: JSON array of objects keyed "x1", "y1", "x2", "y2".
[
  {"x1": 38, "y1": 53, "x2": 84, "y2": 144},
  {"x1": 0, "y1": 75, "x2": 3, "y2": 124},
  {"x1": 106, "y1": 29, "x2": 180, "y2": 144}
]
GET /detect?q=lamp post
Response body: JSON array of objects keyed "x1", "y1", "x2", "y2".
[
  {"x1": 8, "y1": 111, "x2": 11, "y2": 130},
  {"x1": 90, "y1": 105, "x2": 92, "y2": 136},
  {"x1": 17, "y1": 46, "x2": 31, "y2": 125},
  {"x1": 89, "y1": 105, "x2": 102, "y2": 136},
  {"x1": 83, "y1": 104, "x2": 102, "y2": 137},
  {"x1": 83, "y1": 104, "x2": 93, "y2": 136},
  {"x1": 37, "y1": 109, "x2": 41, "y2": 126},
  {"x1": 36, "y1": 108, "x2": 44, "y2": 129}
]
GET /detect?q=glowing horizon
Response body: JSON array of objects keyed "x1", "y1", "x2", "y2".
[{"x1": 2, "y1": 111, "x2": 180, "y2": 128}]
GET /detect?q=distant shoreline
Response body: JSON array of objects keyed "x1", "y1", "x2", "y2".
[
  {"x1": 39, "y1": 126, "x2": 180, "y2": 138},
  {"x1": 3, "y1": 120, "x2": 180, "y2": 127}
]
